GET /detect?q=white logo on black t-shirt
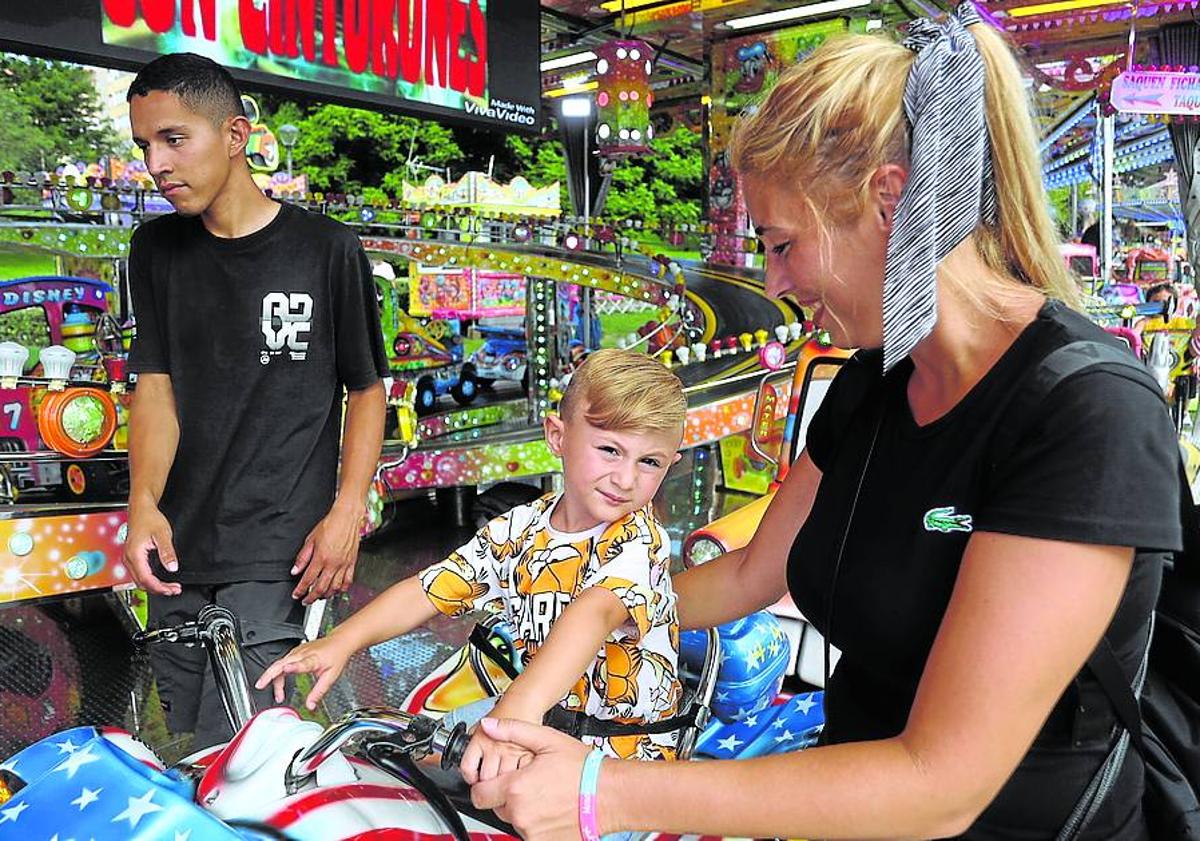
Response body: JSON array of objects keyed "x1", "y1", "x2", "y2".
[{"x1": 260, "y1": 292, "x2": 313, "y2": 363}]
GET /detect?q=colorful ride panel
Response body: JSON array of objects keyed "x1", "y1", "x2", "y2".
[{"x1": 0, "y1": 506, "x2": 130, "y2": 606}]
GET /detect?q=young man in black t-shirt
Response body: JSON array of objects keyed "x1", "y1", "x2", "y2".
[{"x1": 123, "y1": 53, "x2": 388, "y2": 747}]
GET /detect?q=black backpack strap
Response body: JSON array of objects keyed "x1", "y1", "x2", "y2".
[
  {"x1": 1003, "y1": 340, "x2": 1174, "y2": 841},
  {"x1": 1086, "y1": 635, "x2": 1150, "y2": 760},
  {"x1": 543, "y1": 703, "x2": 704, "y2": 739},
  {"x1": 1089, "y1": 454, "x2": 1200, "y2": 765},
  {"x1": 1174, "y1": 454, "x2": 1200, "y2": 582}
]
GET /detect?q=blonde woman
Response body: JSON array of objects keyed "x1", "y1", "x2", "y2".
[{"x1": 468, "y1": 5, "x2": 1179, "y2": 840}]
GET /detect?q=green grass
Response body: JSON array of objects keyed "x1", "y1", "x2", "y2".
[
  {"x1": 0, "y1": 249, "x2": 56, "y2": 281},
  {"x1": 462, "y1": 336, "x2": 484, "y2": 357},
  {"x1": 599, "y1": 310, "x2": 659, "y2": 349},
  {"x1": 630, "y1": 233, "x2": 703, "y2": 264}
]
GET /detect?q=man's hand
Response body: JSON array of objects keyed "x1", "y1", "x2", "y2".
[
  {"x1": 292, "y1": 499, "x2": 363, "y2": 604},
  {"x1": 459, "y1": 726, "x2": 534, "y2": 784},
  {"x1": 123, "y1": 499, "x2": 181, "y2": 596}
]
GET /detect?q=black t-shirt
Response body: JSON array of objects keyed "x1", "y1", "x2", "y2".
[
  {"x1": 789, "y1": 300, "x2": 1181, "y2": 840},
  {"x1": 127, "y1": 202, "x2": 389, "y2": 584}
]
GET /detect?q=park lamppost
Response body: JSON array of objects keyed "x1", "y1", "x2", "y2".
[
  {"x1": 560, "y1": 96, "x2": 593, "y2": 245},
  {"x1": 278, "y1": 123, "x2": 299, "y2": 180}
]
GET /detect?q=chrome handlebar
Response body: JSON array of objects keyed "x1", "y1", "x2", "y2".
[
  {"x1": 134, "y1": 604, "x2": 256, "y2": 736},
  {"x1": 284, "y1": 707, "x2": 467, "y2": 794}
]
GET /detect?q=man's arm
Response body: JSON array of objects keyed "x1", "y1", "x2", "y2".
[
  {"x1": 124, "y1": 373, "x2": 182, "y2": 596},
  {"x1": 291, "y1": 380, "x2": 386, "y2": 604}
]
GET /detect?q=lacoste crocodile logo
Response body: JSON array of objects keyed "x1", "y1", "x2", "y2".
[{"x1": 923, "y1": 506, "x2": 973, "y2": 534}]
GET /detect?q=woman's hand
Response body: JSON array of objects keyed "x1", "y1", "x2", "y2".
[
  {"x1": 459, "y1": 726, "x2": 533, "y2": 784},
  {"x1": 469, "y1": 717, "x2": 593, "y2": 840}
]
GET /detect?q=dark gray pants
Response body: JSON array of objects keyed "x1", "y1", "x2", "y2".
[{"x1": 147, "y1": 580, "x2": 305, "y2": 749}]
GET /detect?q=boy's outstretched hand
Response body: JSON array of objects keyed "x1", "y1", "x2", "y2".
[
  {"x1": 459, "y1": 726, "x2": 534, "y2": 784},
  {"x1": 255, "y1": 635, "x2": 354, "y2": 711}
]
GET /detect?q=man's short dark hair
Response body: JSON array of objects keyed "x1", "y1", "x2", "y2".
[{"x1": 127, "y1": 53, "x2": 245, "y2": 125}]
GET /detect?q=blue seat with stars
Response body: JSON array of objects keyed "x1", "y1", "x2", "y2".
[
  {"x1": 680, "y1": 610, "x2": 792, "y2": 723},
  {"x1": 694, "y1": 691, "x2": 825, "y2": 760}
]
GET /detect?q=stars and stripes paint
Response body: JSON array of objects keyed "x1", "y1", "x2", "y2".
[
  {"x1": 679, "y1": 611, "x2": 791, "y2": 725},
  {"x1": 0, "y1": 717, "x2": 516, "y2": 841},
  {"x1": 0, "y1": 727, "x2": 249, "y2": 839},
  {"x1": 3, "y1": 614, "x2": 812, "y2": 841},
  {"x1": 694, "y1": 692, "x2": 825, "y2": 760}
]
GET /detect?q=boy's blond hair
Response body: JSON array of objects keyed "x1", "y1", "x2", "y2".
[{"x1": 560, "y1": 348, "x2": 687, "y2": 438}]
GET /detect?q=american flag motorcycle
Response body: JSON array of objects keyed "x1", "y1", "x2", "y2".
[{"x1": 0, "y1": 605, "x2": 823, "y2": 840}]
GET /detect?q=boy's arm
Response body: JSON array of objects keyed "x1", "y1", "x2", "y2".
[
  {"x1": 326, "y1": 574, "x2": 439, "y2": 651},
  {"x1": 291, "y1": 380, "x2": 387, "y2": 604},
  {"x1": 490, "y1": 587, "x2": 629, "y2": 723},
  {"x1": 260, "y1": 518, "x2": 502, "y2": 707},
  {"x1": 257, "y1": 574, "x2": 439, "y2": 708},
  {"x1": 331, "y1": 516, "x2": 505, "y2": 651}
]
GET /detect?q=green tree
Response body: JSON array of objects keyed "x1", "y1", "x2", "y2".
[
  {"x1": 504, "y1": 133, "x2": 566, "y2": 191},
  {"x1": 253, "y1": 94, "x2": 697, "y2": 228},
  {"x1": 1048, "y1": 183, "x2": 1094, "y2": 238},
  {"x1": 258, "y1": 100, "x2": 465, "y2": 195},
  {"x1": 601, "y1": 125, "x2": 703, "y2": 229},
  {"x1": 0, "y1": 85, "x2": 42, "y2": 173},
  {"x1": 258, "y1": 94, "x2": 574, "y2": 200},
  {"x1": 0, "y1": 56, "x2": 119, "y2": 170}
]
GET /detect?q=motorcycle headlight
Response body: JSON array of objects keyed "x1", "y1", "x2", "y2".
[{"x1": 686, "y1": 536, "x2": 725, "y2": 567}]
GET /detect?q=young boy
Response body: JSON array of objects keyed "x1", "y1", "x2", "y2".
[{"x1": 258, "y1": 349, "x2": 688, "y2": 782}]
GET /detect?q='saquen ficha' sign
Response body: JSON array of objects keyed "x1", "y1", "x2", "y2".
[
  {"x1": 0, "y1": 0, "x2": 541, "y2": 131},
  {"x1": 1111, "y1": 70, "x2": 1200, "y2": 116}
]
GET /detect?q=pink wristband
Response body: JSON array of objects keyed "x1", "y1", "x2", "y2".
[{"x1": 578, "y1": 748, "x2": 604, "y2": 841}]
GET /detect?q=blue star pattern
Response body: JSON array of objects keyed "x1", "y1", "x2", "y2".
[
  {"x1": 0, "y1": 727, "x2": 103, "y2": 783},
  {"x1": 0, "y1": 730, "x2": 255, "y2": 839},
  {"x1": 695, "y1": 692, "x2": 825, "y2": 760},
  {"x1": 679, "y1": 611, "x2": 791, "y2": 724}
]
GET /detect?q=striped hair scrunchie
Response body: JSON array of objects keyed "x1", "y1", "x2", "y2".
[{"x1": 881, "y1": 1, "x2": 997, "y2": 371}]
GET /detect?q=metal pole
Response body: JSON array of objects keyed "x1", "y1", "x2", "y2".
[
  {"x1": 1070, "y1": 181, "x2": 1079, "y2": 237},
  {"x1": 584, "y1": 126, "x2": 590, "y2": 248},
  {"x1": 581, "y1": 287, "x2": 593, "y2": 350},
  {"x1": 287, "y1": 149, "x2": 294, "y2": 180},
  {"x1": 1102, "y1": 113, "x2": 1115, "y2": 283}
]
